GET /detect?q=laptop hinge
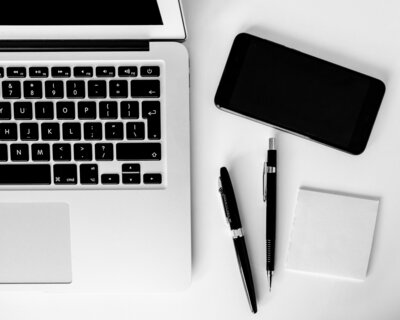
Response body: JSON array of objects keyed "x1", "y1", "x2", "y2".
[{"x1": 0, "y1": 40, "x2": 149, "y2": 52}]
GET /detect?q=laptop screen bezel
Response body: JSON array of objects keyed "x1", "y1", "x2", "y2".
[{"x1": 0, "y1": 0, "x2": 186, "y2": 41}]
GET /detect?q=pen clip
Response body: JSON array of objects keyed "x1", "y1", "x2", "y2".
[
  {"x1": 218, "y1": 178, "x2": 230, "y2": 225},
  {"x1": 263, "y1": 162, "x2": 267, "y2": 202}
]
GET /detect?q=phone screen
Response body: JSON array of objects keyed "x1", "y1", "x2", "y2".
[{"x1": 215, "y1": 33, "x2": 385, "y2": 154}]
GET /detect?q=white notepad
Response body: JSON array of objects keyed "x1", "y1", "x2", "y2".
[{"x1": 286, "y1": 188, "x2": 379, "y2": 280}]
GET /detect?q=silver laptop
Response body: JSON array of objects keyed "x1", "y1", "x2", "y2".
[{"x1": 0, "y1": 0, "x2": 191, "y2": 292}]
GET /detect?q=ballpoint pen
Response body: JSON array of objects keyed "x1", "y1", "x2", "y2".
[
  {"x1": 218, "y1": 167, "x2": 257, "y2": 314},
  {"x1": 263, "y1": 137, "x2": 277, "y2": 291}
]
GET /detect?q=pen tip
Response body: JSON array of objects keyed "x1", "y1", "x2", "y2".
[{"x1": 268, "y1": 272, "x2": 272, "y2": 292}]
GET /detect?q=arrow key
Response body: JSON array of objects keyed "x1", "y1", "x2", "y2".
[
  {"x1": 101, "y1": 174, "x2": 120, "y2": 185},
  {"x1": 143, "y1": 173, "x2": 162, "y2": 184},
  {"x1": 122, "y1": 173, "x2": 140, "y2": 184},
  {"x1": 122, "y1": 163, "x2": 140, "y2": 173}
]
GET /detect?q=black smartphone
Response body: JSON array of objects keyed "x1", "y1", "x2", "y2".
[{"x1": 215, "y1": 33, "x2": 386, "y2": 155}]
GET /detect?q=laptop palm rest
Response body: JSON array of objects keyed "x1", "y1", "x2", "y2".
[{"x1": 0, "y1": 203, "x2": 72, "y2": 284}]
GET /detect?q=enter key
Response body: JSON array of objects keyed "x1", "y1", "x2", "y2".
[{"x1": 142, "y1": 101, "x2": 161, "y2": 140}]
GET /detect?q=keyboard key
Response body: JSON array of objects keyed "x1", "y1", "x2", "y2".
[
  {"x1": 0, "y1": 144, "x2": 7, "y2": 161},
  {"x1": 122, "y1": 163, "x2": 140, "y2": 172},
  {"x1": 0, "y1": 123, "x2": 17, "y2": 140},
  {"x1": 120, "y1": 101, "x2": 139, "y2": 119},
  {"x1": 78, "y1": 101, "x2": 96, "y2": 119},
  {"x1": 105, "y1": 122, "x2": 123, "y2": 140},
  {"x1": 96, "y1": 66, "x2": 115, "y2": 77},
  {"x1": 84, "y1": 123, "x2": 102, "y2": 140},
  {"x1": 122, "y1": 173, "x2": 140, "y2": 184},
  {"x1": 7, "y1": 67, "x2": 26, "y2": 78},
  {"x1": 74, "y1": 143, "x2": 92, "y2": 161},
  {"x1": 118, "y1": 66, "x2": 138, "y2": 77},
  {"x1": 116, "y1": 143, "x2": 161, "y2": 160},
  {"x1": 10, "y1": 144, "x2": 29, "y2": 161},
  {"x1": 29, "y1": 67, "x2": 49, "y2": 78},
  {"x1": 54, "y1": 164, "x2": 77, "y2": 184},
  {"x1": 2, "y1": 81, "x2": 21, "y2": 99},
  {"x1": 74, "y1": 67, "x2": 93, "y2": 78},
  {"x1": 0, "y1": 67, "x2": 4, "y2": 78},
  {"x1": 57, "y1": 102, "x2": 75, "y2": 119},
  {"x1": 0, "y1": 164, "x2": 50, "y2": 184},
  {"x1": 109, "y1": 80, "x2": 128, "y2": 98},
  {"x1": 95, "y1": 143, "x2": 113, "y2": 161},
  {"x1": 80, "y1": 164, "x2": 98, "y2": 184},
  {"x1": 52, "y1": 67, "x2": 71, "y2": 78},
  {"x1": 88, "y1": 80, "x2": 106, "y2": 98},
  {"x1": 20, "y1": 123, "x2": 39, "y2": 140},
  {"x1": 143, "y1": 173, "x2": 162, "y2": 184},
  {"x1": 35, "y1": 102, "x2": 54, "y2": 119},
  {"x1": 101, "y1": 174, "x2": 119, "y2": 184},
  {"x1": 142, "y1": 101, "x2": 161, "y2": 139},
  {"x1": 67, "y1": 80, "x2": 85, "y2": 98},
  {"x1": 131, "y1": 80, "x2": 160, "y2": 98},
  {"x1": 0, "y1": 102, "x2": 11, "y2": 119},
  {"x1": 140, "y1": 66, "x2": 160, "y2": 77},
  {"x1": 14, "y1": 102, "x2": 33, "y2": 119},
  {"x1": 45, "y1": 81, "x2": 64, "y2": 99},
  {"x1": 99, "y1": 101, "x2": 118, "y2": 119},
  {"x1": 53, "y1": 143, "x2": 71, "y2": 161},
  {"x1": 63, "y1": 122, "x2": 81, "y2": 140},
  {"x1": 24, "y1": 81, "x2": 42, "y2": 99},
  {"x1": 41, "y1": 123, "x2": 60, "y2": 140},
  {"x1": 31, "y1": 144, "x2": 50, "y2": 161},
  {"x1": 126, "y1": 122, "x2": 145, "y2": 140}
]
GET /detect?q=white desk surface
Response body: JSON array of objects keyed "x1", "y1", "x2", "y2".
[{"x1": 3, "y1": 0, "x2": 400, "y2": 319}]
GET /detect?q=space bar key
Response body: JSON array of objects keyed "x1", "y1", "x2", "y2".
[{"x1": 0, "y1": 165, "x2": 51, "y2": 184}]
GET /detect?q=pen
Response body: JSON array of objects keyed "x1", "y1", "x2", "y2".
[
  {"x1": 218, "y1": 167, "x2": 257, "y2": 314},
  {"x1": 263, "y1": 137, "x2": 277, "y2": 291}
]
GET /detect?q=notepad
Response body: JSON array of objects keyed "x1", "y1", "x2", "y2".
[{"x1": 286, "y1": 188, "x2": 379, "y2": 281}]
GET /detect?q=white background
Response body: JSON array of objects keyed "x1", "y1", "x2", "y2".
[{"x1": 3, "y1": 0, "x2": 400, "y2": 319}]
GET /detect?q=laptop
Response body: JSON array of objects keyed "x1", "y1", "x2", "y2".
[{"x1": 0, "y1": 0, "x2": 191, "y2": 292}]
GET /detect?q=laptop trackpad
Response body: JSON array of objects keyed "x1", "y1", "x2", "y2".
[{"x1": 0, "y1": 203, "x2": 72, "y2": 283}]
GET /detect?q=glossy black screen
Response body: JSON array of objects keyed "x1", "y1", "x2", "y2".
[
  {"x1": 0, "y1": 1, "x2": 163, "y2": 25},
  {"x1": 216, "y1": 34, "x2": 385, "y2": 154}
]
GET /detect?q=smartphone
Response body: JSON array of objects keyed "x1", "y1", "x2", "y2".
[{"x1": 214, "y1": 33, "x2": 386, "y2": 155}]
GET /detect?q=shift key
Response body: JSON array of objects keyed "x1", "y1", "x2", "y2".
[{"x1": 117, "y1": 143, "x2": 161, "y2": 160}]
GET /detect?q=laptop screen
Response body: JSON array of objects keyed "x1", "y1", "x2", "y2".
[{"x1": 0, "y1": 0, "x2": 163, "y2": 25}]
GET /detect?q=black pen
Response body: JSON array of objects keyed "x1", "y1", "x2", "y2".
[
  {"x1": 218, "y1": 167, "x2": 257, "y2": 314},
  {"x1": 263, "y1": 137, "x2": 277, "y2": 291}
]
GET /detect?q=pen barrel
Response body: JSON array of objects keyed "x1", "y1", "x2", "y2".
[
  {"x1": 266, "y1": 171, "x2": 276, "y2": 271},
  {"x1": 267, "y1": 150, "x2": 276, "y2": 167},
  {"x1": 233, "y1": 236, "x2": 257, "y2": 313}
]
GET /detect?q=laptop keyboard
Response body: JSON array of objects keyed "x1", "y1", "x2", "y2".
[{"x1": 0, "y1": 62, "x2": 165, "y2": 188}]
